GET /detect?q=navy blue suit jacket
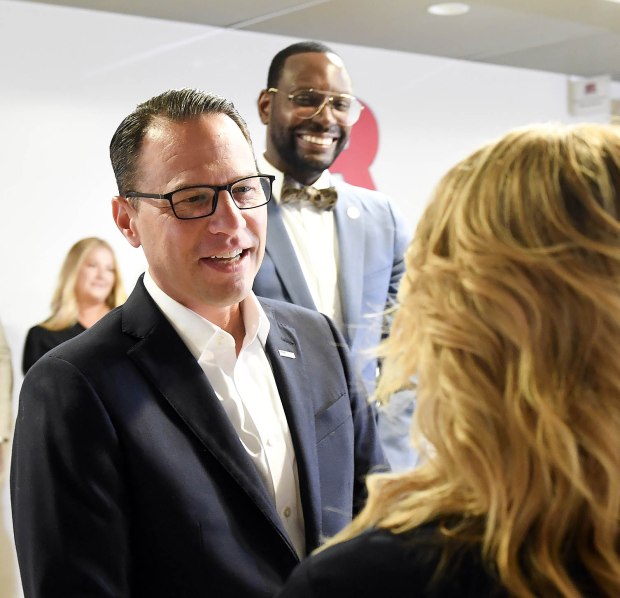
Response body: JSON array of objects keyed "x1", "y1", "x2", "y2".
[
  {"x1": 11, "y1": 278, "x2": 385, "y2": 597},
  {"x1": 253, "y1": 180, "x2": 410, "y2": 389}
]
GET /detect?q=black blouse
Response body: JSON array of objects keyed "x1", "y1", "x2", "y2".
[
  {"x1": 276, "y1": 524, "x2": 507, "y2": 598},
  {"x1": 277, "y1": 523, "x2": 598, "y2": 598},
  {"x1": 22, "y1": 323, "x2": 86, "y2": 374}
]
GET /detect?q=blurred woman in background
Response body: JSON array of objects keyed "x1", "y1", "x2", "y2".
[
  {"x1": 22, "y1": 237, "x2": 126, "y2": 374},
  {"x1": 278, "y1": 123, "x2": 620, "y2": 597}
]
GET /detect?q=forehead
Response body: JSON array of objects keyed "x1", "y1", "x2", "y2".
[
  {"x1": 279, "y1": 52, "x2": 352, "y2": 93},
  {"x1": 83, "y1": 245, "x2": 113, "y2": 264},
  {"x1": 86, "y1": 245, "x2": 111, "y2": 257},
  {"x1": 137, "y1": 113, "x2": 255, "y2": 189}
]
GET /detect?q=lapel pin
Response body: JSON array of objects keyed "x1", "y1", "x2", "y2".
[
  {"x1": 346, "y1": 206, "x2": 361, "y2": 220},
  {"x1": 278, "y1": 349, "x2": 296, "y2": 359}
]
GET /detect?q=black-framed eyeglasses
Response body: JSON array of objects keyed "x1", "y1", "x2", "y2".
[
  {"x1": 268, "y1": 88, "x2": 363, "y2": 126},
  {"x1": 125, "y1": 174, "x2": 275, "y2": 220}
]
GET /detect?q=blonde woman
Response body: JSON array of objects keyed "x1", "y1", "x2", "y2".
[
  {"x1": 22, "y1": 238, "x2": 126, "y2": 374},
  {"x1": 277, "y1": 123, "x2": 620, "y2": 597}
]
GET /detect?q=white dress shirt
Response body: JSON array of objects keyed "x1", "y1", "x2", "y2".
[
  {"x1": 143, "y1": 271, "x2": 306, "y2": 556},
  {"x1": 257, "y1": 154, "x2": 343, "y2": 331}
]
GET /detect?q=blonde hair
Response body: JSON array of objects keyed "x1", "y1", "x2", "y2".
[
  {"x1": 42, "y1": 237, "x2": 126, "y2": 331},
  {"x1": 329, "y1": 123, "x2": 620, "y2": 596}
]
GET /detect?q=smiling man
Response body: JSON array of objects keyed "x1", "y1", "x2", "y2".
[
  {"x1": 11, "y1": 89, "x2": 385, "y2": 598},
  {"x1": 254, "y1": 42, "x2": 415, "y2": 471}
]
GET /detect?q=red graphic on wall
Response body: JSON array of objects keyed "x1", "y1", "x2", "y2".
[{"x1": 331, "y1": 99, "x2": 378, "y2": 191}]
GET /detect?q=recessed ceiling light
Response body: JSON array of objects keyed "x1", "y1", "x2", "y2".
[
  {"x1": 427, "y1": 3, "x2": 471, "y2": 16},
  {"x1": 602, "y1": 0, "x2": 620, "y2": 4}
]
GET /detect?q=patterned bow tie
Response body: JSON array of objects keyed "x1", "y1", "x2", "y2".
[{"x1": 280, "y1": 180, "x2": 338, "y2": 211}]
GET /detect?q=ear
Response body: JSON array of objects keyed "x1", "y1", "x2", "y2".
[
  {"x1": 112, "y1": 196, "x2": 142, "y2": 248},
  {"x1": 257, "y1": 89, "x2": 272, "y2": 125}
]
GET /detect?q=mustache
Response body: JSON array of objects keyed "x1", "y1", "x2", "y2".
[{"x1": 294, "y1": 122, "x2": 343, "y2": 137}]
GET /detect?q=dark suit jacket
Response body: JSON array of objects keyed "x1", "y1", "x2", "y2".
[
  {"x1": 11, "y1": 278, "x2": 385, "y2": 598},
  {"x1": 253, "y1": 180, "x2": 410, "y2": 389}
]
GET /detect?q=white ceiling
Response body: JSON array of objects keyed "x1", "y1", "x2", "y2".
[{"x1": 13, "y1": 0, "x2": 620, "y2": 81}]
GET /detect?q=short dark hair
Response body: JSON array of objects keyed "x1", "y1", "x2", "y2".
[
  {"x1": 266, "y1": 41, "x2": 336, "y2": 89},
  {"x1": 110, "y1": 88, "x2": 253, "y2": 195}
]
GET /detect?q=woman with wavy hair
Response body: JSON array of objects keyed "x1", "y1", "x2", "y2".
[
  {"x1": 278, "y1": 123, "x2": 620, "y2": 597},
  {"x1": 22, "y1": 237, "x2": 126, "y2": 374}
]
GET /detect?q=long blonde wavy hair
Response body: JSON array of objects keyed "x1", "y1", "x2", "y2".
[
  {"x1": 328, "y1": 123, "x2": 620, "y2": 597},
  {"x1": 42, "y1": 237, "x2": 126, "y2": 331}
]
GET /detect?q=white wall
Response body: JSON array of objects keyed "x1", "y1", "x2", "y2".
[{"x1": 0, "y1": 1, "x2": 618, "y2": 593}]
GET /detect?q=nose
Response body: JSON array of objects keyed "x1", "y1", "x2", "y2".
[
  {"x1": 312, "y1": 98, "x2": 338, "y2": 125},
  {"x1": 207, "y1": 190, "x2": 246, "y2": 234}
]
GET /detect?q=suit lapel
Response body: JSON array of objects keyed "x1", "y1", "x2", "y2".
[
  {"x1": 261, "y1": 302, "x2": 322, "y2": 550},
  {"x1": 334, "y1": 191, "x2": 366, "y2": 342},
  {"x1": 265, "y1": 199, "x2": 317, "y2": 309},
  {"x1": 121, "y1": 282, "x2": 293, "y2": 547}
]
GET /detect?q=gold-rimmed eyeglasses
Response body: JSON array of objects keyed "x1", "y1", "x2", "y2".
[{"x1": 268, "y1": 88, "x2": 363, "y2": 126}]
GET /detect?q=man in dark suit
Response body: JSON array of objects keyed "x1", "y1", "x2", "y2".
[
  {"x1": 11, "y1": 89, "x2": 385, "y2": 598},
  {"x1": 253, "y1": 42, "x2": 416, "y2": 470}
]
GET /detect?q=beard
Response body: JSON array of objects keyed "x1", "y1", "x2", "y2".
[{"x1": 271, "y1": 120, "x2": 350, "y2": 180}]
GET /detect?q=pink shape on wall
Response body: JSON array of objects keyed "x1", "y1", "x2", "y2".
[{"x1": 330, "y1": 99, "x2": 378, "y2": 191}]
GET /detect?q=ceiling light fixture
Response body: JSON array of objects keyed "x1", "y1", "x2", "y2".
[{"x1": 427, "y1": 3, "x2": 471, "y2": 16}]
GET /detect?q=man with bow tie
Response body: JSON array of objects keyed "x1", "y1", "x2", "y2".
[
  {"x1": 11, "y1": 88, "x2": 385, "y2": 598},
  {"x1": 254, "y1": 42, "x2": 415, "y2": 471}
]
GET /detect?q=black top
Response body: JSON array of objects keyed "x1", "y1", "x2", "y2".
[
  {"x1": 277, "y1": 523, "x2": 601, "y2": 598},
  {"x1": 22, "y1": 323, "x2": 86, "y2": 374},
  {"x1": 276, "y1": 524, "x2": 508, "y2": 598}
]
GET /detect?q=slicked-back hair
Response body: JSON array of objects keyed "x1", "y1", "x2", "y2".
[
  {"x1": 110, "y1": 88, "x2": 253, "y2": 195},
  {"x1": 266, "y1": 40, "x2": 336, "y2": 88}
]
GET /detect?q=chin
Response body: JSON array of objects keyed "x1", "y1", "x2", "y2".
[
  {"x1": 86, "y1": 294, "x2": 110, "y2": 304},
  {"x1": 299, "y1": 155, "x2": 334, "y2": 173},
  {"x1": 210, "y1": 283, "x2": 253, "y2": 308}
]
